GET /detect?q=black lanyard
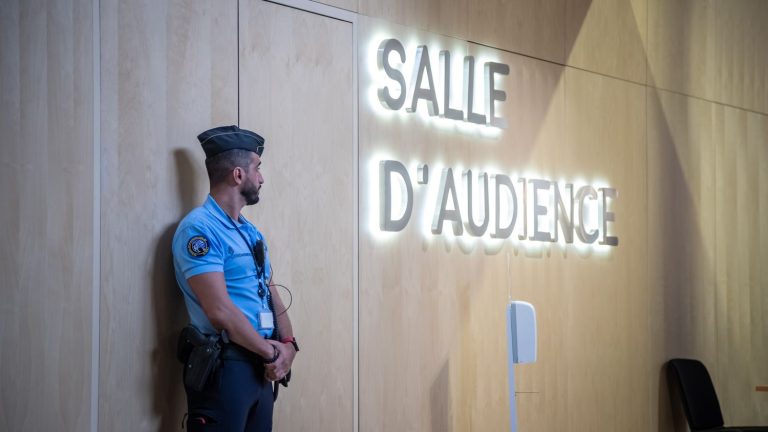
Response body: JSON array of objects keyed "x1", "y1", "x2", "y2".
[
  {"x1": 225, "y1": 212, "x2": 280, "y2": 339},
  {"x1": 228, "y1": 215, "x2": 267, "y2": 298}
]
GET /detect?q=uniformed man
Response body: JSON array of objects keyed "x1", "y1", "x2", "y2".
[{"x1": 172, "y1": 125, "x2": 298, "y2": 431}]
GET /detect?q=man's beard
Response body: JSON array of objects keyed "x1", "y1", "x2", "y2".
[{"x1": 241, "y1": 179, "x2": 260, "y2": 205}]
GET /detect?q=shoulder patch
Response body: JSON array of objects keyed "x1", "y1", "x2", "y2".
[{"x1": 187, "y1": 236, "x2": 210, "y2": 257}]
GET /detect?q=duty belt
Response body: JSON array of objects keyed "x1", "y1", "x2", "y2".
[{"x1": 220, "y1": 343, "x2": 264, "y2": 364}]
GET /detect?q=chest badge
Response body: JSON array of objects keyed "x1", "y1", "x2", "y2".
[{"x1": 187, "y1": 236, "x2": 210, "y2": 257}]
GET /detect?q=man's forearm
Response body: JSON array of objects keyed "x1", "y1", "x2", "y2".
[
  {"x1": 210, "y1": 303, "x2": 274, "y2": 358},
  {"x1": 276, "y1": 312, "x2": 293, "y2": 339},
  {"x1": 269, "y1": 283, "x2": 293, "y2": 339},
  {"x1": 188, "y1": 272, "x2": 276, "y2": 359}
]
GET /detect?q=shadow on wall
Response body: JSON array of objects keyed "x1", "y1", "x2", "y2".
[
  {"x1": 150, "y1": 148, "x2": 203, "y2": 429},
  {"x1": 430, "y1": 360, "x2": 452, "y2": 432},
  {"x1": 660, "y1": 362, "x2": 689, "y2": 432},
  {"x1": 646, "y1": 85, "x2": 715, "y2": 432}
]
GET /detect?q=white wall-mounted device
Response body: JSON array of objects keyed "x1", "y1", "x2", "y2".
[{"x1": 507, "y1": 301, "x2": 537, "y2": 432}]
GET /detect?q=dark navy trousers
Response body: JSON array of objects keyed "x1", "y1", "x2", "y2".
[{"x1": 185, "y1": 358, "x2": 274, "y2": 431}]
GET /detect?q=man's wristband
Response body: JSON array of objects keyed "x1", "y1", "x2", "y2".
[
  {"x1": 263, "y1": 345, "x2": 279, "y2": 364},
  {"x1": 281, "y1": 336, "x2": 299, "y2": 352}
]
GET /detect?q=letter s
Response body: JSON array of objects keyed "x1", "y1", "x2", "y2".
[{"x1": 377, "y1": 39, "x2": 406, "y2": 110}]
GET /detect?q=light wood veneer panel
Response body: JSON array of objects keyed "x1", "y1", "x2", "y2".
[
  {"x1": 648, "y1": 0, "x2": 768, "y2": 114},
  {"x1": 98, "y1": 0, "x2": 238, "y2": 429},
  {"x1": 647, "y1": 0, "x2": 716, "y2": 102},
  {"x1": 359, "y1": 0, "x2": 469, "y2": 44},
  {"x1": 565, "y1": 0, "x2": 647, "y2": 84},
  {"x1": 312, "y1": 0, "x2": 358, "y2": 13},
  {"x1": 468, "y1": 0, "x2": 565, "y2": 64},
  {"x1": 0, "y1": 0, "x2": 94, "y2": 430},
  {"x1": 647, "y1": 88, "x2": 768, "y2": 430},
  {"x1": 361, "y1": 0, "x2": 565, "y2": 64},
  {"x1": 646, "y1": 88, "x2": 718, "y2": 431},
  {"x1": 711, "y1": 2, "x2": 768, "y2": 114},
  {"x1": 714, "y1": 107, "x2": 768, "y2": 426},
  {"x1": 560, "y1": 67, "x2": 649, "y2": 432},
  {"x1": 239, "y1": 2, "x2": 355, "y2": 431}
]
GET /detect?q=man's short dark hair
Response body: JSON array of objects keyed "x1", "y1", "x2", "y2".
[{"x1": 205, "y1": 149, "x2": 253, "y2": 184}]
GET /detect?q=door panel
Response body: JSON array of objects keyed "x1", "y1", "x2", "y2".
[{"x1": 239, "y1": 2, "x2": 355, "y2": 431}]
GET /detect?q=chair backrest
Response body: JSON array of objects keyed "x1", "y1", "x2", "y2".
[{"x1": 667, "y1": 358, "x2": 724, "y2": 431}]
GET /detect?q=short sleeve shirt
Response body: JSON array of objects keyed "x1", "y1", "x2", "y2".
[{"x1": 172, "y1": 195, "x2": 273, "y2": 338}]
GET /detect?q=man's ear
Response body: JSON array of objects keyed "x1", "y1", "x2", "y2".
[{"x1": 232, "y1": 167, "x2": 244, "y2": 185}]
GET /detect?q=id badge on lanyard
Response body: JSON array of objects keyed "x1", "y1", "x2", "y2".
[
  {"x1": 257, "y1": 280, "x2": 274, "y2": 331},
  {"x1": 258, "y1": 311, "x2": 275, "y2": 331}
]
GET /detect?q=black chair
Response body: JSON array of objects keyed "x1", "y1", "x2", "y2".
[{"x1": 667, "y1": 358, "x2": 768, "y2": 431}]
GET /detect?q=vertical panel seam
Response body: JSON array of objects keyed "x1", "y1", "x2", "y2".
[
  {"x1": 713, "y1": 88, "x2": 719, "y2": 383},
  {"x1": 352, "y1": 15, "x2": 359, "y2": 432},
  {"x1": 645, "y1": 0, "x2": 652, "y2": 424},
  {"x1": 643, "y1": 0, "x2": 649, "y2": 417},
  {"x1": 562, "y1": 0, "x2": 567, "y2": 64},
  {"x1": 237, "y1": 0, "x2": 240, "y2": 126},
  {"x1": 90, "y1": 0, "x2": 101, "y2": 430}
]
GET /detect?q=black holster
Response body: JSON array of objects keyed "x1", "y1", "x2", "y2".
[{"x1": 177, "y1": 325, "x2": 222, "y2": 392}]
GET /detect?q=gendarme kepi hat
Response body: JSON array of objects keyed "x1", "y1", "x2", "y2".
[{"x1": 197, "y1": 125, "x2": 265, "y2": 159}]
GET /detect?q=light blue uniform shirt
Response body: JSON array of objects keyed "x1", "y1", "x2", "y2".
[{"x1": 172, "y1": 195, "x2": 274, "y2": 338}]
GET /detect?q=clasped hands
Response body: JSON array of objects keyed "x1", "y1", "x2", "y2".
[{"x1": 264, "y1": 339, "x2": 295, "y2": 382}]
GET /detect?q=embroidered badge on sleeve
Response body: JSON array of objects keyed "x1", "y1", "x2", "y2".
[{"x1": 187, "y1": 236, "x2": 210, "y2": 257}]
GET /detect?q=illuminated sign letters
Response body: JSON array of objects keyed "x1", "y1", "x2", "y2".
[
  {"x1": 379, "y1": 160, "x2": 619, "y2": 246},
  {"x1": 377, "y1": 38, "x2": 509, "y2": 128}
]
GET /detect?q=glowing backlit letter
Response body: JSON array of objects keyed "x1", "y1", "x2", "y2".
[
  {"x1": 554, "y1": 183, "x2": 574, "y2": 243},
  {"x1": 432, "y1": 168, "x2": 463, "y2": 235},
  {"x1": 492, "y1": 174, "x2": 517, "y2": 239},
  {"x1": 439, "y1": 50, "x2": 463, "y2": 120},
  {"x1": 529, "y1": 179, "x2": 553, "y2": 242},
  {"x1": 484, "y1": 62, "x2": 509, "y2": 129},
  {"x1": 463, "y1": 56, "x2": 486, "y2": 125},
  {"x1": 464, "y1": 170, "x2": 490, "y2": 236},
  {"x1": 575, "y1": 186, "x2": 598, "y2": 244},
  {"x1": 380, "y1": 160, "x2": 413, "y2": 232},
  {"x1": 407, "y1": 46, "x2": 439, "y2": 115},
  {"x1": 599, "y1": 188, "x2": 618, "y2": 246},
  {"x1": 377, "y1": 39, "x2": 407, "y2": 110}
]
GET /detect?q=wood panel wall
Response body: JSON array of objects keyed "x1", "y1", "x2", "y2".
[
  {"x1": 645, "y1": 1, "x2": 768, "y2": 429},
  {"x1": 647, "y1": 88, "x2": 719, "y2": 430},
  {"x1": 0, "y1": 0, "x2": 94, "y2": 430},
  {"x1": 713, "y1": 106, "x2": 768, "y2": 425},
  {"x1": 358, "y1": 0, "x2": 768, "y2": 429},
  {"x1": 357, "y1": 16, "x2": 654, "y2": 431},
  {"x1": 648, "y1": 0, "x2": 768, "y2": 114}
]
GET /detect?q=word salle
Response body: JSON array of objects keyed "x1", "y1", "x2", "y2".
[{"x1": 377, "y1": 38, "x2": 510, "y2": 128}]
